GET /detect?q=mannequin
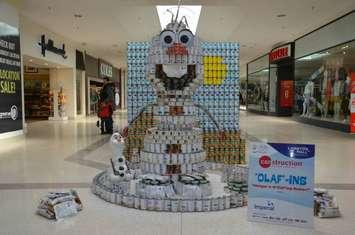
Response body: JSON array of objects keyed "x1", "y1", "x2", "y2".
[
  {"x1": 341, "y1": 73, "x2": 351, "y2": 122},
  {"x1": 332, "y1": 67, "x2": 343, "y2": 121},
  {"x1": 321, "y1": 69, "x2": 330, "y2": 118},
  {"x1": 302, "y1": 80, "x2": 314, "y2": 117}
]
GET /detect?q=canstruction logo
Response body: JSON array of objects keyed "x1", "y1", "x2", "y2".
[
  {"x1": 254, "y1": 200, "x2": 275, "y2": 211},
  {"x1": 0, "y1": 105, "x2": 18, "y2": 120},
  {"x1": 259, "y1": 155, "x2": 302, "y2": 169},
  {"x1": 10, "y1": 105, "x2": 18, "y2": 120}
]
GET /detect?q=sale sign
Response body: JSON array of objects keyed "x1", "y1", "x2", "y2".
[
  {"x1": 350, "y1": 73, "x2": 355, "y2": 133},
  {"x1": 248, "y1": 142, "x2": 315, "y2": 228}
]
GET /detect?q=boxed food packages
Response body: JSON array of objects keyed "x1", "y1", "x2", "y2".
[
  {"x1": 36, "y1": 190, "x2": 83, "y2": 220},
  {"x1": 314, "y1": 188, "x2": 341, "y2": 218}
]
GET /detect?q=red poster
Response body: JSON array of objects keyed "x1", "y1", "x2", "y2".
[
  {"x1": 280, "y1": 80, "x2": 294, "y2": 108},
  {"x1": 350, "y1": 73, "x2": 355, "y2": 133}
]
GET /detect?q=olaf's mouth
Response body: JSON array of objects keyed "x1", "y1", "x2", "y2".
[{"x1": 155, "y1": 64, "x2": 196, "y2": 91}]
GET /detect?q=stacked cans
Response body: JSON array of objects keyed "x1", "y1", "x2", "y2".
[
  {"x1": 126, "y1": 41, "x2": 245, "y2": 165},
  {"x1": 127, "y1": 42, "x2": 156, "y2": 123}
]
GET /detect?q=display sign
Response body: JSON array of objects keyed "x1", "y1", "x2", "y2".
[
  {"x1": 38, "y1": 34, "x2": 67, "y2": 59},
  {"x1": 350, "y1": 73, "x2": 355, "y2": 133},
  {"x1": 280, "y1": 80, "x2": 294, "y2": 108},
  {"x1": 99, "y1": 59, "x2": 113, "y2": 78},
  {"x1": 248, "y1": 142, "x2": 314, "y2": 228},
  {"x1": 269, "y1": 44, "x2": 291, "y2": 63},
  {"x1": 0, "y1": 22, "x2": 22, "y2": 134}
]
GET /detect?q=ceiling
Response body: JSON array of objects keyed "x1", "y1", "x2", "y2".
[
  {"x1": 18, "y1": 0, "x2": 355, "y2": 75},
  {"x1": 23, "y1": 55, "x2": 70, "y2": 69}
]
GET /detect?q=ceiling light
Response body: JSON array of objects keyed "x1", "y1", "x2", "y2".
[
  {"x1": 277, "y1": 14, "x2": 286, "y2": 18},
  {"x1": 298, "y1": 52, "x2": 329, "y2": 61},
  {"x1": 29, "y1": 59, "x2": 33, "y2": 62},
  {"x1": 156, "y1": 5, "x2": 202, "y2": 34},
  {"x1": 341, "y1": 45, "x2": 349, "y2": 50},
  {"x1": 342, "y1": 51, "x2": 346, "y2": 55},
  {"x1": 0, "y1": 22, "x2": 18, "y2": 36},
  {"x1": 74, "y1": 14, "x2": 83, "y2": 18}
]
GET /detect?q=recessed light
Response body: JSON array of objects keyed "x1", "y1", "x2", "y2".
[
  {"x1": 74, "y1": 14, "x2": 83, "y2": 18},
  {"x1": 277, "y1": 14, "x2": 286, "y2": 18},
  {"x1": 342, "y1": 51, "x2": 346, "y2": 55}
]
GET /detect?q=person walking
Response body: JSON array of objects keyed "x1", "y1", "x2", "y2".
[{"x1": 98, "y1": 77, "x2": 115, "y2": 134}]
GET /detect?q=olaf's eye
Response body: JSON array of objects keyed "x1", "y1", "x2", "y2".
[
  {"x1": 179, "y1": 30, "x2": 193, "y2": 46},
  {"x1": 160, "y1": 30, "x2": 175, "y2": 46}
]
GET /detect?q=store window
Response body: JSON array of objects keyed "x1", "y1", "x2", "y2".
[
  {"x1": 294, "y1": 40, "x2": 354, "y2": 123},
  {"x1": 247, "y1": 69, "x2": 269, "y2": 112}
]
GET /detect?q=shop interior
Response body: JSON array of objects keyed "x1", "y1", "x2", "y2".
[
  {"x1": 294, "y1": 40, "x2": 355, "y2": 124},
  {"x1": 23, "y1": 55, "x2": 70, "y2": 122}
]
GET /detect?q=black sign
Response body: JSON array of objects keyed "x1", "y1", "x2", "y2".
[
  {"x1": 0, "y1": 22, "x2": 22, "y2": 134},
  {"x1": 38, "y1": 34, "x2": 67, "y2": 59}
]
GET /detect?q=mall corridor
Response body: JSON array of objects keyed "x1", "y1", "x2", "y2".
[{"x1": 0, "y1": 112, "x2": 354, "y2": 235}]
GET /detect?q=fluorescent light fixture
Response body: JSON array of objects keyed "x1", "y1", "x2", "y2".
[
  {"x1": 156, "y1": 5, "x2": 201, "y2": 34},
  {"x1": 0, "y1": 22, "x2": 18, "y2": 36},
  {"x1": 298, "y1": 52, "x2": 329, "y2": 61},
  {"x1": 262, "y1": 69, "x2": 269, "y2": 73}
]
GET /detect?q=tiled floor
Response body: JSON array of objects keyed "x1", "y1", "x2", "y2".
[{"x1": 0, "y1": 111, "x2": 354, "y2": 235}]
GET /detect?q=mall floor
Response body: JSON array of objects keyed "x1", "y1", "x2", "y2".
[{"x1": 0, "y1": 111, "x2": 354, "y2": 235}]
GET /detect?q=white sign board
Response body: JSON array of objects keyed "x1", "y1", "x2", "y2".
[{"x1": 248, "y1": 142, "x2": 315, "y2": 228}]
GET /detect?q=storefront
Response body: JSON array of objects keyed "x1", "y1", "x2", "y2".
[
  {"x1": 85, "y1": 54, "x2": 122, "y2": 115},
  {"x1": 293, "y1": 11, "x2": 355, "y2": 133},
  {"x1": 246, "y1": 43, "x2": 294, "y2": 116}
]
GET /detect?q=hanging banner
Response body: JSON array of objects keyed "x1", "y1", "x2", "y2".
[
  {"x1": 0, "y1": 22, "x2": 22, "y2": 134},
  {"x1": 280, "y1": 80, "x2": 294, "y2": 108},
  {"x1": 248, "y1": 142, "x2": 314, "y2": 228},
  {"x1": 350, "y1": 73, "x2": 355, "y2": 133}
]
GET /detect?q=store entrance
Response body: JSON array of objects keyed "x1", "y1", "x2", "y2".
[
  {"x1": 88, "y1": 79, "x2": 103, "y2": 116},
  {"x1": 23, "y1": 56, "x2": 70, "y2": 123},
  {"x1": 23, "y1": 65, "x2": 53, "y2": 121}
]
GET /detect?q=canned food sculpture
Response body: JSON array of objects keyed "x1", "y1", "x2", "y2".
[{"x1": 92, "y1": 10, "x2": 248, "y2": 212}]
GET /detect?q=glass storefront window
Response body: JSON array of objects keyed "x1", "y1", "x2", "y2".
[
  {"x1": 247, "y1": 69, "x2": 269, "y2": 112},
  {"x1": 295, "y1": 40, "x2": 354, "y2": 123}
]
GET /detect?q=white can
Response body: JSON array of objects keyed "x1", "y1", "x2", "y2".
[
  {"x1": 171, "y1": 199, "x2": 179, "y2": 212},
  {"x1": 187, "y1": 200, "x2": 195, "y2": 212},
  {"x1": 134, "y1": 196, "x2": 140, "y2": 209},
  {"x1": 140, "y1": 198, "x2": 147, "y2": 210},
  {"x1": 147, "y1": 198, "x2": 155, "y2": 211},
  {"x1": 212, "y1": 198, "x2": 219, "y2": 211},
  {"x1": 225, "y1": 195, "x2": 231, "y2": 209},
  {"x1": 164, "y1": 199, "x2": 172, "y2": 211},
  {"x1": 203, "y1": 199, "x2": 211, "y2": 212},
  {"x1": 218, "y1": 197, "x2": 225, "y2": 210},
  {"x1": 156, "y1": 199, "x2": 164, "y2": 211}
]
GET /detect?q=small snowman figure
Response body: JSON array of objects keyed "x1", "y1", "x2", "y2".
[{"x1": 108, "y1": 133, "x2": 132, "y2": 185}]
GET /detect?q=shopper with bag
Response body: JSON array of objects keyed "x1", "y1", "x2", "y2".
[{"x1": 98, "y1": 77, "x2": 115, "y2": 134}]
